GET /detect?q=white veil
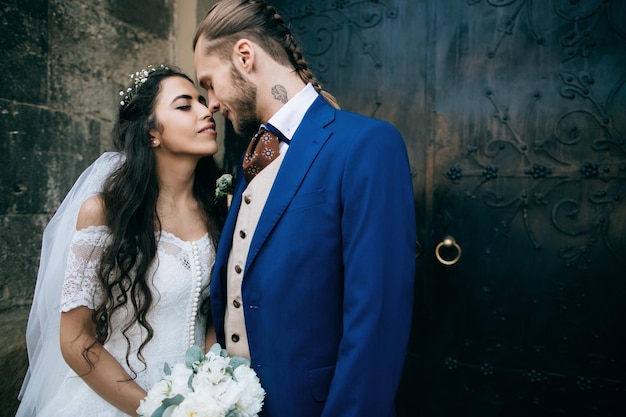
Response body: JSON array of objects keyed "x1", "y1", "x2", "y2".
[{"x1": 16, "y1": 152, "x2": 124, "y2": 416}]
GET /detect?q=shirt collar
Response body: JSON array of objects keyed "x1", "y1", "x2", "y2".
[{"x1": 265, "y1": 83, "x2": 319, "y2": 141}]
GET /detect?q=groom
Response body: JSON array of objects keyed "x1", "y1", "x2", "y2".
[{"x1": 193, "y1": 1, "x2": 416, "y2": 416}]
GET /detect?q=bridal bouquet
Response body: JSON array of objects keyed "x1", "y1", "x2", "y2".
[{"x1": 137, "y1": 344, "x2": 265, "y2": 417}]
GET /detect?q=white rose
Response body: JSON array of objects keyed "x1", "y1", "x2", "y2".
[
  {"x1": 213, "y1": 376, "x2": 246, "y2": 410},
  {"x1": 233, "y1": 366, "x2": 265, "y2": 416},
  {"x1": 137, "y1": 379, "x2": 171, "y2": 416},
  {"x1": 169, "y1": 363, "x2": 194, "y2": 396},
  {"x1": 194, "y1": 366, "x2": 225, "y2": 387},
  {"x1": 197, "y1": 355, "x2": 230, "y2": 385},
  {"x1": 208, "y1": 352, "x2": 232, "y2": 370},
  {"x1": 171, "y1": 390, "x2": 228, "y2": 417}
]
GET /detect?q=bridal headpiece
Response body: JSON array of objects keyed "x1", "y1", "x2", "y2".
[{"x1": 119, "y1": 64, "x2": 169, "y2": 107}]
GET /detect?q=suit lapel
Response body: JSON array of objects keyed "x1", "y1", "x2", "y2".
[{"x1": 245, "y1": 96, "x2": 336, "y2": 272}]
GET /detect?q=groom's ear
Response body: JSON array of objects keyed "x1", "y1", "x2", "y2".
[{"x1": 233, "y1": 39, "x2": 254, "y2": 74}]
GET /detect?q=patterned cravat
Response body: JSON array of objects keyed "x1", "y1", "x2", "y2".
[{"x1": 242, "y1": 127, "x2": 280, "y2": 183}]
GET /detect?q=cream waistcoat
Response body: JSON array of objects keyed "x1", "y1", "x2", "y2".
[{"x1": 225, "y1": 153, "x2": 285, "y2": 359}]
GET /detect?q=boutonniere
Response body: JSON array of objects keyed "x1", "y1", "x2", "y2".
[{"x1": 214, "y1": 173, "x2": 234, "y2": 205}]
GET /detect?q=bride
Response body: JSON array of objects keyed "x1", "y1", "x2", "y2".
[{"x1": 16, "y1": 65, "x2": 227, "y2": 416}]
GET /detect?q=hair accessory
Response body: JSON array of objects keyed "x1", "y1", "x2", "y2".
[{"x1": 119, "y1": 64, "x2": 169, "y2": 107}]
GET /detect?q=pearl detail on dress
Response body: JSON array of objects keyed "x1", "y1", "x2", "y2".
[{"x1": 188, "y1": 241, "x2": 203, "y2": 347}]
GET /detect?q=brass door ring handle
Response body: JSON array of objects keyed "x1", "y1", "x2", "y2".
[{"x1": 435, "y1": 236, "x2": 462, "y2": 266}]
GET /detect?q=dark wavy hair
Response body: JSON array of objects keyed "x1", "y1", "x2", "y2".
[
  {"x1": 193, "y1": 0, "x2": 339, "y2": 109},
  {"x1": 87, "y1": 66, "x2": 227, "y2": 377}
]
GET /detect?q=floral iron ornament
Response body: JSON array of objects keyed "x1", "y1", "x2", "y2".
[{"x1": 119, "y1": 64, "x2": 169, "y2": 107}]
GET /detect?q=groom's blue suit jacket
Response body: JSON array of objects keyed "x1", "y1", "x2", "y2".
[{"x1": 211, "y1": 96, "x2": 416, "y2": 417}]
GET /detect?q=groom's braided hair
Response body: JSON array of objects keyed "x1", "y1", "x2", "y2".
[{"x1": 193, "y1": 0, "x2": 340, "y2": 109}]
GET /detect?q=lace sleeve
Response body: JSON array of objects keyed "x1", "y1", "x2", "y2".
[{"x1": 60, "y1": 225, "x2": 111, "y2": 312}]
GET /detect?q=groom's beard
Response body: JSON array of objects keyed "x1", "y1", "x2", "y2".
[{"x1": 229, "y1": 62, "x2": 259, "y2": 138}]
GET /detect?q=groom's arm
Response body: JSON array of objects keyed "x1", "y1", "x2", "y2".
[{"x1": 322, "y1": 120, "x2": 416, "y2": 417}]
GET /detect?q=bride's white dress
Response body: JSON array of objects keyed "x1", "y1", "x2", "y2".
[{"x1": 38, "y1": 225, "x2": 214, "y2": 417}]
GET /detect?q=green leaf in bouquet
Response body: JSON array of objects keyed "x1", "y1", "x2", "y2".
[
  {"x1": 163, "y1": 362, "x2": 172, "y2": 376},
  {"x1": 229, "y1": 356, "x2": 251, "y2": 370},
  {"x1": 225, "y1": 409, "x2": 244, "y2": 417},
  {"x1": 208, "y1": 342, "x2": 228, "y2": 357},
  {"x1": 151, "y1": 394, "x2": 184, "y2": 417},
  {"x1": 185, "y1": 345, "x2": 206, "y2": 367}
]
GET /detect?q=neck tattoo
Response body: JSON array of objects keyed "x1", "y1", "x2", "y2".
[{"x1": 271, "y1": 85, "x2": 288, "y2": 104}]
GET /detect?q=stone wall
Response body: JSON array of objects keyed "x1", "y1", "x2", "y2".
[{"x1": 0, "y1": 0, "x2": 184, "y2": 415}]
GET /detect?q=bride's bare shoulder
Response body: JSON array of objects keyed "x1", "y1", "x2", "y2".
[{"x1": 76, "y1": 195, "x2": 106, "y2": 230}]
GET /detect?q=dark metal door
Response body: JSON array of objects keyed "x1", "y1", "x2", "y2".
[{"x1": 260, "y1": 1, "x2": 626, "y2": 415}]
